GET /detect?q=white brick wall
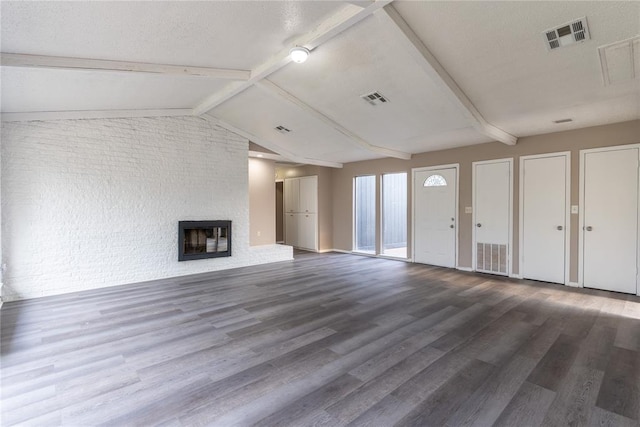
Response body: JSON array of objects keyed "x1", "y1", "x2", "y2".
[{"x1": 1, "y1": 116, "x2": 292, "y2": 301}]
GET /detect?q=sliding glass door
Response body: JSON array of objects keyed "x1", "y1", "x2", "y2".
[
  {"x1": 354, "y1": 175, "x2": 376, "y2": 253},
  {"x1": 382, "y1": 172, "x2": 407, "y2": 258}
]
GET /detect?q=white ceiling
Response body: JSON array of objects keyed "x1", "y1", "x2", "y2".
[{"x1": 2, "y1": 1, "x2": 639, "y2": 167}]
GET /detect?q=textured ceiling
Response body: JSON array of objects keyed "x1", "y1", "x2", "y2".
[{"x1": 1, "y1": 1, "x2": 639, "y2": 166}]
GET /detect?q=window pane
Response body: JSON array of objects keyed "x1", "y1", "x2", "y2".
[
  {"x1": 424, "y1": 174, "x2": 447, "y2": 186},
  {"x1": 382, "y1": 173, "x2": 407, "y2": 258},
  {"x1": 354, "y1": 175, "x2": 376, "y2": 253}
]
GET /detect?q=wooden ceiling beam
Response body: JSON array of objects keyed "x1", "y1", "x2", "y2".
[
  {"x1": 192, "y1": 0, "x2": 393, "y2": 115},
  {"x1": 0, "y1": 53, "x2": 251, "y2": 80},
  {"x1": 380, "y1": 5, "x2": 517, "y2": 146},
  {"x1": 1, "y1": 108, "x2": 192, "y2": 122},
  {"x1": 203, "y1": 115, "x2": 344, "y2": 169},
  {"x1": 256, "y1": 79, "x2": 412, "y2": 160}
]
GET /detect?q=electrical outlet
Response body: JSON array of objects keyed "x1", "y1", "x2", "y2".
[{"x1": 465, "y1": 207, "x2": 473, "y2": 214}]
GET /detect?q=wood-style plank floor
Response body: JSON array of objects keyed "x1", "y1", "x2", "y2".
[{"x1": 2, "y1": 251, "x2": 640, "y2": 426}]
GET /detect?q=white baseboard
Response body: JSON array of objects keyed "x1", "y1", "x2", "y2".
[
  {"x1": 509, "y1": 273, "x2": 523, "y2": 279},
  {"x1": 321, "y1": 249, "x2": 350, "y2": 254},
  {"x1": 567, "y1": 282, "x2": 580, "y2": 288},
  {"x1": 456, "y1": 266, "x2": 473, "y2": 272}
]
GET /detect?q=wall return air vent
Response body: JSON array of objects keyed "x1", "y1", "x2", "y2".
[
  {"x1": 543, "y1": 17, "x2": 590, "y2": 50},
  {"x1": 361, "y1": 91, "x2": 389, "y2": 106}
]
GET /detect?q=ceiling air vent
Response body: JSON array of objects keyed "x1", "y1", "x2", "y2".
[
  {"x1": 275, "y1": 125, "x2": 291, "y2": 134},
  {"x1": 543, "y1": 17, "x2": 590, "y2": 51},
  {"x1": 361, "y1": 91, "x2": 389, "y2": 106},
  {"x1": 553, "y1": 118, "x2": 573, "y2": 124}
]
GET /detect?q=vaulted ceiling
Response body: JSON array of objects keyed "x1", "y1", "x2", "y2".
[{"x1": 2, "y1": 1, "x2": 639, "y2": 167}]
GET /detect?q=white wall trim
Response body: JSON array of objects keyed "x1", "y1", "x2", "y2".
[
  {"x1": 411, "y1": 163, "x2": 460, "y2": 269},
  {"x1": 328, "y1": 249, "x2": 351, "y2": 254},
  {"x1": 518, "y1": 151, "x2": 571, "y2": 286},
  {"x1": 568, "y1": 282, "x2": 580, "y2": 288},
  {"x1": 472, "y1": 158, "x2": 514, "y2": 277},
  {"x1": 509, "y1": 273, "x2": 523, "y2": 279},
  {"x1": 456, "y1": 266, "x2": 473, "y2": 272}
]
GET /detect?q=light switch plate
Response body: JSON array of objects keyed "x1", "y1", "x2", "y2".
[
  {"x1": 571, "y1": 205, "x2": 579, "y2": 214},
  {"x1": 465, "y1": 207, "x2": 473, "y2": 214}
]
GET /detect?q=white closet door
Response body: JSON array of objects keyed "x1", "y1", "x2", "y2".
[
  {"x1": 285, "y1": 213, "x2": 298, "y2": 247},
  {"x1": 473, "y1": 159, "x2": 512, "y2": 275},
  {"x1": 413, "y1": 167, "x2": 457, "y2": 268},
  {"x1": 298, "y1": 213, "x2": 318, "y2": 250},
  {"x1": 582, "y1": 147, "x2": 639, "y2": 294},
  {"x1": 521, "y1": 154, "x2": 569, "y2": 284},
  {"x1": 284, "y1": 178, "x2": 299, "y2": 213},
  {"x1": 299, "y1": 176, "x2": 318, "y2": 213}
]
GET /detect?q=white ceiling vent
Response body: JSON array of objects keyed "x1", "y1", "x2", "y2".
[
  {"x1": 361, "y1": 91, "x2": 389, "y2": 106},
  {"x1": 598, "y1": 35, "x2": 640, "y2": 86},
  {"x1": 543, "y1": 17, "x2": 590, "y2": 50},
  {"x1": 275, "y1": 125, "x2": 291, "y2": 134}
]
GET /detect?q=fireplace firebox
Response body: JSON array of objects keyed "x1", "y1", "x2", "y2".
[{"x1": 178, "y1": 221, "x2": 232, "y2": 261}]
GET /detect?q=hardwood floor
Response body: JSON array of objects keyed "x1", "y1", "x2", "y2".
[{"x1": 1, "y1": 251, "x2": 639, "y2": 426}]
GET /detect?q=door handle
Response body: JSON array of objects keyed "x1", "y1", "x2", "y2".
[
  {"x1": 584, "y1": 226, "x2": 593, "y2": 231},
  {"x1": 450, "y1": 225, "x2": 454, "y2": 229},
  {"x1": 476, "y1": 223, "x2": 482, "y2": 228},
  {"x1": 557, "y1": 226, "x2": 563, "y2": 231}
]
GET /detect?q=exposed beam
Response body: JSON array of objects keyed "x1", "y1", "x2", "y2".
[
  {"x1": 257, "y1": 79, "x2": 412, "y2": 160},
  {"x1": 1, "y1": 109, "x2": 193, "y2": 122},
  {"x1": 204, "y1": 114, "x2": 343, "y2": 169},
  {"x1": 0, "y1": 53, "x2": 251, "y2": 80},
  {"x1": 193, "y1": 0, "x2": 393, "y2": 115},
  {"x1": 248, "y1": 150, "x2": 290, "y2": 162},
  {"x1": 380, "y1": 5, "x2": 517, "y2": 146}
]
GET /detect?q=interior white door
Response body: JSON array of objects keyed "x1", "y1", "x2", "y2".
[
  {"x1": 284, "y1": 178, "x2": 299, "y2": 213},
  {"x1": 413, "y1": 167, "x2": 456, "y2": 268},
  {"x1": 583, "y1": 147, "x2": 639, "y2": 294},
  {"x1": 285, "y1": 213, "x2": 297, "y2": 247},
  {"x1": 521, "y1": 155, "x2": 568, "y2": 284},
  {"x1": 299, "y1": 176, "x2": 317, "y2": 214},
  {"x1": 474, "y1": 160, "x2": 511, "y2": 275}
]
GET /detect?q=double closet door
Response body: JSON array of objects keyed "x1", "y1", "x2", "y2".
[{"x1": 284, "y1": 176, "x2": 318, "y2": 251}]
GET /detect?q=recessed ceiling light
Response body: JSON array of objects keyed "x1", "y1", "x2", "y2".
[
  {"x1": 289, "y1": 46, "x2": 310, "y2": 64},
  {"x1": 257, "y1": 154, "x2": 264, "y2": 158}
]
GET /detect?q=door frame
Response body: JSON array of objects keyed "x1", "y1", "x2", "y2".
[
  {"x1": 578, "y1": 143, "x2": 640, "y2": 294},
  {"x1": 411, "y1": 163, "x2": 459, "y2": 267},
  {"x1": 472, "y1": 158, "x2": 514, "y2": 276},
  {"x1": 519, "y1": 152, "x2": 571, "y2": 285}
]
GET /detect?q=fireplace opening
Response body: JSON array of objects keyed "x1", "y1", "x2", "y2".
[{"x1": 178, "y1": 220, "x2": 231, "y2": 261}]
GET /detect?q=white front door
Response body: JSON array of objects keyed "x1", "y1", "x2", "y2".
[
  {"x1": 521, "y1": 154, "x2": 569, "y2": 284},
  {"x1": 413, "y1": 167, "x2": 457, "y2": 268},
  {"x1": 473, "y1": 159, "x2": 512, "y2": 276},
  {"x1": 582, "y1": 147, "x2": 639, "y2": 294}
]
